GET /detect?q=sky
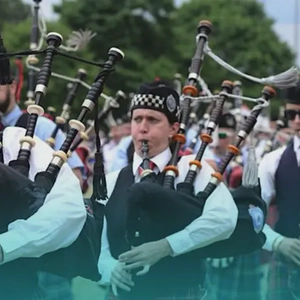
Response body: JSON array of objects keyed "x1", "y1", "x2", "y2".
[{"x1": 23, "y1": 0, "x2": 300, "y2": 66}]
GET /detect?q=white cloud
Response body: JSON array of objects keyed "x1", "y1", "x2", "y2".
[
  {"x1": 258, "y1": 0, "x2": 300, "y2": 66},
  {"x1": 259, "y1": 0, "x2": 299, "y2": 24},
  {"x1": 23, "y1": 0, "x2": 60, "y2": 20}
]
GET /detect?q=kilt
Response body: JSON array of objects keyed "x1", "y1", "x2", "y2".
[
  {"x1": 267, "y1": 253, "x2": 300, "y2": 300},
  {"x1": 37, "y1": 272, "x2": 73, "y2": 300},
  {"x1": 205, "y1": 251, "x2": 263, "y2": 300},
  {"x1": 105, "y1": 285, "x2": 207, "y2": 300}
]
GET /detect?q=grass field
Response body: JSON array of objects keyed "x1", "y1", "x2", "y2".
[
  {"x1": 72, "y1": 277, "x2": 108, "y2": 300},
  {"x1": 71, "y1": 264, "x2": 270, "y2": 300}
]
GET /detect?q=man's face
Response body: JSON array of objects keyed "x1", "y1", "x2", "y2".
[
  {"x1": 131, "y1": 108, "x2": 179, "y2": 158},
  {"x1": 216, "y1": 128, "x2": 234, "y2": 150},
  {"x1": 277, "y1": 128, "x2": 292, "y2": 145},
  {"x1": 285, "y1": 103, "x2": 300, "y2": 133}
]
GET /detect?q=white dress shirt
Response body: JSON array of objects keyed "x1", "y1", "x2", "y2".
[
  {"x1": 98, "y1": 147, "x2": 238, "y2": 285},
  {"x1": 0, "y1": 127, "x2": 86, "y2": 264},
  {"x1": 258, "y1": 135, "x2": 299, "y2": 251}
]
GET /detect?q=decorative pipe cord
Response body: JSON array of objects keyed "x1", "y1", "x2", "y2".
[
  {"x1": 25, "y1": 60, "x2": 111, "y2": 101},
  {"x1": 198, "y1": 76, "x2": 213, "y2": 97},
  {"x1": 203, "y1": 42, "x2": 298, "y2": 89},
  {"x1": 188, "y1": 93, "x2": 269, "y2": 108}
]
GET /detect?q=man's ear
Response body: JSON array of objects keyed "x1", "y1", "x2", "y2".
[
  {"x1": 9, "y1": 80, "x2": 17, "y2": 95},
  {"x1": 170, "y1": 122, "x2": 179, "y2": 137}
]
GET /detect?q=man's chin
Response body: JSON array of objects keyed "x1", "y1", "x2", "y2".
[{"x1": 0, "y1": 99, "x2": 10, "y2": 114}]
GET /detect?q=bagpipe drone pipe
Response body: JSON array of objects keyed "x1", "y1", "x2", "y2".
[
  {"x1": 46, "y1": 68, "x2": 88, "y2": 148},
  {"x1": 69, "y1": 89, "x2": 127, "y2": 154},
  {"x1": 0, "y1": 26, "x2": 124, "y2": 282}
]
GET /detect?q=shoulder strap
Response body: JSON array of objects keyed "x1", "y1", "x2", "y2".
[
  {"x1": 0, "y1": 132, "x2": 3, "y2": 163},
  {"x1": 126, "y1": 140, "x2": 134, "y2": 164},
  {"x1": 15, "y1": 113, "x2": 30, "y2": 129}
]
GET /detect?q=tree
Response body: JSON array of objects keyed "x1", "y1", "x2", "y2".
[
  {"x1": 1, "y1": 18, "x2": 99, "y2": 117},
  {"x1": 173, "y1": 0, "x2": 296, "y2": 118},
  {"x1": 0, "y1": 0, "x2": 31, "y2": 30},
  {"x1": 53, "y1": 0, "x2": 178, "y2": 93},
  {"x1": 2, "y1": 0, "x2": 296, "y2": 119}
]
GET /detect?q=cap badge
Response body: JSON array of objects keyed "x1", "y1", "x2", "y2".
[{"x1": 166, "y1": 94, "x2": 176, "y2": 113}]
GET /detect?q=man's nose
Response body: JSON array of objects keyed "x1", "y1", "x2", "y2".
[
  {"x1": 295, "y1": 114, "x2": 300, "y2": 122},
  {"x1": 139, "y1": 119, "x2": 149, "y2": 132}
]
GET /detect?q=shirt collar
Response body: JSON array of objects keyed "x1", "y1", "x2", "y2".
[
  {"x1": 104, "y1": 139, "x2": 118, "y2": 149},
  {"x1": 2, "y1": 105, "x2": 23, "y2": 127},
  {"x1": 294, "y1": 135, "x2": 300, "y2": 152},
  {"x1": 132, "y1": 147, "x2": 172, "y2": 176}
]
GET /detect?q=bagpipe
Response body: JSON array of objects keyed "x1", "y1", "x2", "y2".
[
  {"x1": 23, "y1": 0, "x2": 96, "y2": 110},
  {"x1": 224, "y1": 80, "x2": 245, "y2": 190},
  {"x1": 180, "y1": 86, "x2": 216, "y2": 156},
  {"x1": 173, "y1": 73, "x2": 183, "y2": 95},
  {"x1": 231, "y1": 80, "x2": 245, "y2": 129},
  {"x1": 0, "y1": 11, "x2": 124, "y2": 284},
  {"x1": 16, "y1": 0, "x2": 128, "y2": 194},
  {"x1": 46, "y1": 68, "x2": 87, "y2": 147},
  {"x1": 71, "y1": 90, "x2": 127, "y2": 192},
  {"x1": 70, "y1": 90, "x2": 127, "y2": 153},
  {"x1": 26, "y1": 52, "x2": 127, "y2": 155},
  {"x1": 125, "y1": 20, "x2": 299, "y2": 271}
]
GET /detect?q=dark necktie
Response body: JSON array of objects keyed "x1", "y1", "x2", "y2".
[{"x1": 138, "y1": 161, "x2": 156, "y2": 176}]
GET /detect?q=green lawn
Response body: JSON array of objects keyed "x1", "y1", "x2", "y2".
[{"x1": 72, "y1": 277, "x2": 108, "y2": 300}]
